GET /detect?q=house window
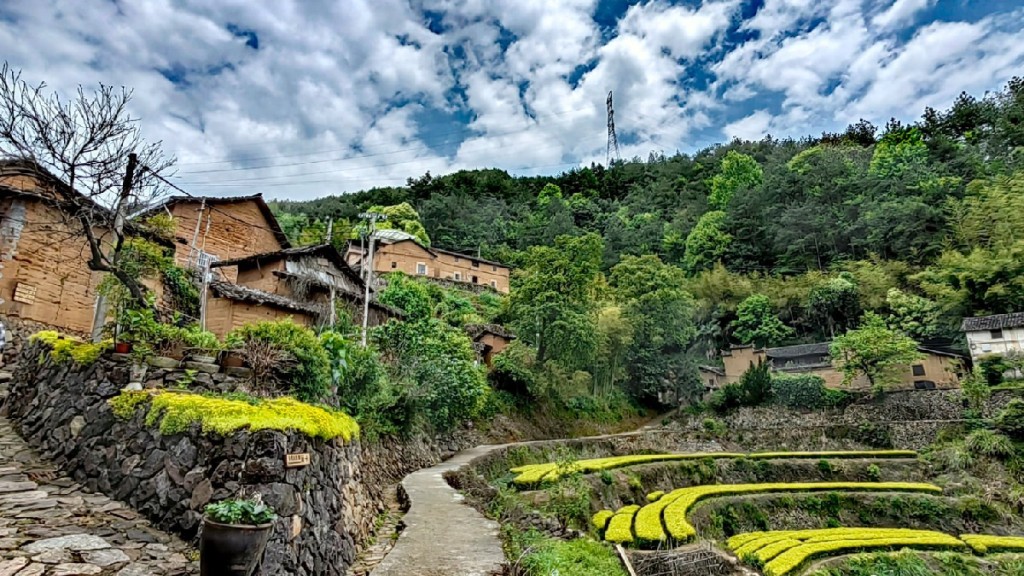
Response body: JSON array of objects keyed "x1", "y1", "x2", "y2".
[
  {"x1": 416, "y1": 263, "x2": 427, "y2": 275},
  {"x1": 472, "y1": 260, "x2": 480, "y2": 268},
  {"x1": 912, "y1": 364, "x2": 926, "y2": 376},
  {"x1": 454, "y1": 256, "x2": 460, "y2": 263},
  {"x1": 490, "y1": 280, "x2": 497, "y2": 288},
  {"x1": 991, "y1": 329, "x2": 1004, "y2": 339},
  {"x1": 492, "y1": 265, "x2": 497, "y2": 271},
  {"x1": 454, "y1": 272, "x2": 462, "y2": 281},
  {"x1": 472, "y1": 275, "x2": 478, "y2": 284},
  {"x1": 391, "y1": 261, "x2": 397, "y2": 269}
]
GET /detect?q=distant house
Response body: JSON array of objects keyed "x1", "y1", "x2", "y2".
[
  {"x1": 345, "y1": 229, "x2": 511, "y2": 294},
  {"x1": 720, "y1": 341, "x2": 965, "y2": 391},
  {"x1": 207, "y1": 244, "x2": 402, "y2": 338},
  {"x1": 961, "y1": 313, "x2": 1024, "y2": 363},
  {"x1": 0, "y1": 161, "x2": 110, "y2": 338},
  {"x1": 464, "y1": 323, "x2": 515, "y2": 367},
  {"x1": 135, "y1": 194, "x2": 290, "y2": 282}
]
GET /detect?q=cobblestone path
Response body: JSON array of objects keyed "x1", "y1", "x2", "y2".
[{"x1": 0, "y1": 407, "x2": 198, "y2": 575}]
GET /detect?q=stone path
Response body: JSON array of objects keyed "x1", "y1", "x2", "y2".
[
  {"x1": 0, "y1": 417, "x2": 198, "y2": 575},
  {"x1": 348, "y1": 485, "x2": 404, "y2": 576},
  {"x1": 369, "y1": 445, "x2": 506, "y2": 576}
]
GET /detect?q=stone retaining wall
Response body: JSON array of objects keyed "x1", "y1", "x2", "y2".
[
  {"x1": 0, "y1": 314, "x2": 73, "y2": 368},
  {"x1": 1, "y1": 342, "x2": 378, "y2": 575}
]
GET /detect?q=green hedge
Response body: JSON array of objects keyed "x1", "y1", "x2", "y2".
[{"x1": 772, "y1": 374, "x2": 849, "y2": 410}]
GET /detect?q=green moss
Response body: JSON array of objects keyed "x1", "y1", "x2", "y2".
[{"x1": 135, "y1": 392, "x2": 359, "y2": 441}]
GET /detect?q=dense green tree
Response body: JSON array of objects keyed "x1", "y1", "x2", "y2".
[
  {"x1": 731, "y1": 294, "x2": 794, "y2": 348},
  {"x1": 830, "y1": 312, "x2": 924, "y2": 392},
  {"x1": 682, "y1": 211, "x2": 731, "y2": 273},
  {"x1": 609, "y1": 255, "x2": 697, "y2": 403},
  {"x1": 370, "y1": 202, "x2": 431, "y2": 246},
  {"x1": 708, "y1": 151, "x2": 762, "y2": 210},
  {"x1": 506, "y1": 233, "x2": 603, "y2": 370},
  {"x1": 807, "y1": 277, "x2": 861, "y2": 339},
  {"x1": 885, "y1": 288, "x2": 941, "y2": 340}
]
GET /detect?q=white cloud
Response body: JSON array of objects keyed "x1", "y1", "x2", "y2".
[
  {"x1": 872, "y1": 0, "x2": 936, "y2": 31},
  {"x1": 724, "y1": 110, "x2": 774, "y2": 141},
  {"x1": 0, "y1": 0, "x2": 1022, "y2": 199}
]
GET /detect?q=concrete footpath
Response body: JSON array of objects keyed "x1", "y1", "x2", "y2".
[{"x1": 370, "y1": 445, "x2": 505, "y2": 576}]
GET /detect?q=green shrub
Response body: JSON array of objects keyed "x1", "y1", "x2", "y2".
[
  {"x1": 996, "y1": 399, "x2": 1024, "y2": 441},
  {"x1": 851, "y1": 422, "x2": 894, "y2": 448},
  {"x1": 740, "y1": 360, "x2": 773, "y2": 406},
  {"x1": 374, "y1": 318, "x2": 488, "y2": 431},
  {"x1": 703, "y1": 417, "x2": 727, "y2": 437},
  {"x1": 980, "y1": 354, "x2": 1009, "y2": 386},
  {"x1": 205, "y1": 496, "x2": 276, "y2": 525},
  {"x1": 773, "y1": 374, "x2": 849, "y2": 410},
  {"x1": 865, "y1": 464, "x2": 881, "y2": 481},
  {"x1": 709, "y1": 382, "x2": 745, "y2": 413},
  {"x1": 515, "y1": 531, "x2": 626, "y2": 576},
  {"x1": 377, "y1": 273, "x2": 433, "y2": 320},
  {"x1": 965, "y1": 429, "x2": 1016, "y2": 459},
  {"x1": 226, "y1": 319, "x2": 330, "y2": 402},
  {"x1": 490, "y1": 342, "x2": 541, "y2": 398}
]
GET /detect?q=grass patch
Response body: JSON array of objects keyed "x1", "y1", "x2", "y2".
[
  {"x1": 108, "y1": 391, "x2": 359, "y2": 441},
  {"x1": 510, "y1": 529, "x2": 626, "y2": 576}
]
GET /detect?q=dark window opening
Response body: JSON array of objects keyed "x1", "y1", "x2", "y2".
[
  {"x1": 472, "y1": 261, "x2": 480, "y2": 268},
  {"x1": 991, "y1": 329, "x2": 1004, "y2": 339},
  {"x1": 912, "y1": 364, "x2": 926, "y2": 376},
  {"x1": 914, "y1": 380, "x2": 936, "y2": 390},
  {"x1": 472, "y1": 275, "x2": 478, "y2": 283},
  {"x1": 391, "y1": 261, "x2": 397, "y2": 269}
]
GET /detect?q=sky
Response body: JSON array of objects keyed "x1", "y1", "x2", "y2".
[{"x1": 2, "y1": 0, "x2": 1023, "y2": 201}]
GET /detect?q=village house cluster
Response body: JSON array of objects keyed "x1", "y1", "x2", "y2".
[{"x1": 0, "y1": 159, "x2": 514, "y2": 363}]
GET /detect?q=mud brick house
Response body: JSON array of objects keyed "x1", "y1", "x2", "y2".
[
  {"x1": 206, "y1": 244, "x2": 401, "y2": 337},
  {"x1": 346, "y1": 229, "x2": 512, "y2": 294},
  {"x1": 716, "y1": 342, "x2": 965, "y2": 391},
  {"x1": 136, "y1": 194, "x2": 291, "y2": 282},
  {"x1": 0, "y1": 160, "x2": 110, "y2": 345},
  {"x1": 464, "y1": 323, "x2": 515, "y2": 367}
]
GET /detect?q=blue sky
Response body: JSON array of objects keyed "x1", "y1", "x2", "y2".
[{"x1": 2, "y1": 0, "x2": 1023, "y2": 200}]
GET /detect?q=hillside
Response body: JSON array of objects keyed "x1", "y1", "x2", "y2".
[{"x1": 275, "y1": 78, "x2": 1023, "y2": 353}]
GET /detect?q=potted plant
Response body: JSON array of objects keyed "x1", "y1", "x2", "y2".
[
  {"x1": 150, "y1": 323, "x2": 187, "y2": 367},
  {"x1": 201, "y1": 495, "x2": 276, "y2": 576},
  {"x1": 185, "y1": 328, "x2": 222, "y2": 364}
]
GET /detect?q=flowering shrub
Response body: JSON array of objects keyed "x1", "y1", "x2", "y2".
[
  {"x1": 595, "y1": 481, "x2": 941, "y2": 546},
  {"x1": 108, "y1": 391, "x2": 359, "y2": 441},
  {"x1": 31, "y1": 331, "x2": 111, "y2": 366},
  {"x1": 604, "y1": 505, "x2": 640, "y2": 544},
  {"x1": 510, "y1": 450, "x2": 917, "y2": 486},
  {"x1": 591, "y1": 510, "x2": 614, "y2": 532},
  {"x1": 762, "y1": 533, "x2": 966, "y2": 576},
  {"x1": 960, "y1": 534, "x2": 1024, "y2": 554}
]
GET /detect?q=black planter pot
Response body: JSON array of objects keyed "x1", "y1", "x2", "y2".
[{"x1": 200, "y1": 519, "x2": 273, "y2": 576}]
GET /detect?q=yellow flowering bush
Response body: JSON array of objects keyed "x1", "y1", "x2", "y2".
[
  {"x1": 30, "y1": 331, "x2": 110, "y2": 366},
  {"x1": 960, "y1": 534, "x2": 1024, "y2": 554},
  {"x1": 108, "y1": 391, "x2": 359, "y2": 442},
  {"x1": 663, "y1": 482, "x2": 941, "y2": 542},
  {"x1": 763, "y1": 534, "x2": 966, "y2": 576},
  {"x1": 591, "y1": 510, "x2": 614, "y2": 531},
  {"x1": 727, "y1": 528, "x2": 970, "y2": 575},
  {"x1": 604, "y1": 505, "x2": 640, "y2": 544},
  {"x1": 595, "y1": 482, "x2": 942, "y2": 547},
  {"x1": 646, "y1": 491, "x2": 665, "y2": 503},
  {"x1": 510, "y1": 450, "x2": 917, "y2": 486}
]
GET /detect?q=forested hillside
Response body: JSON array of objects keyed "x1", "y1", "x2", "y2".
[{"x1": 273, "y1": 78, "x2": 1024, "y2": 405}]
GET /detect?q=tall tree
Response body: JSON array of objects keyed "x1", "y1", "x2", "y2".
[
  {"x1": 0, "y1": 64, "x2": 173, "y2": 306},
  {"x1": 830, "y1": 312, "x2": 923, "y2": 392},
  {"x1": 506, "y1": 233, "x2": 603, "y2": 369},
  {"x1": 708, "y1": 150, "x2": 762, "y2": 210},
  {"x1": 731, "y1": 294, "x2": 794, "y2": 348}
]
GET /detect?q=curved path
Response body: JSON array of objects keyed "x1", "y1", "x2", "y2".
[
  {"x1": 369, "y1": 445, "x2": 505, "y2": 576},
  {"x1": 369, "y1": 424, "x2": 678, "y2": 576}
]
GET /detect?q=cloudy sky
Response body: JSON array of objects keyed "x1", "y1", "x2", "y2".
[{"x1": 2, "y1": 0, "x2": 1022, "y2": 200}]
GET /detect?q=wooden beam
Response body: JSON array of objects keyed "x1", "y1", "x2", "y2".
[{"x1": 615, "y1": 544, "x2": 638, "y2": 576}]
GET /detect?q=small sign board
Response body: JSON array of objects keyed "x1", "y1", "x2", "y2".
[
  {"x1": 12, "y1": 283, "x2": 36, "y2": 305},
  {"x1": 285, "y1": 453, "x2": 310, "y2": 468}
]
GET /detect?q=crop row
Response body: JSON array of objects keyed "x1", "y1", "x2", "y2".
[
  {"x1": 727, "y1": 529, "x2": 1024, "y2": 576},
  {"x1": 510, "y1": 450, "x2": 917, "y2": 486},
  {"x1": 591, "y1": 481, "x2": 942, "y2": 545}
]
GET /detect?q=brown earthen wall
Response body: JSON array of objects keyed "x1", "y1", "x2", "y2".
[{"x1": 374, "y1": 241, "x2": 510, "y2": 293}]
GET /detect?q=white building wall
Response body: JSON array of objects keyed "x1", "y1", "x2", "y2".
[{"x1": 965, "y1": 326, "x2": 1024, "y2": 362}]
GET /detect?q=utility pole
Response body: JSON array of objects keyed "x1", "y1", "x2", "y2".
[{"x1": 358, "y1": 211, "x2": 387, "y2": 347}]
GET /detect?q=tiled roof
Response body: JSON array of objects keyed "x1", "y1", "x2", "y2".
[
  {"x1": 961, "y1": 313, "x2": 1024, "y2": 332},
  {"x1": 208, "y1": 281, "x2": 321, "y2": 316},
  {"x1": 765, "y1": 342, "x2": 831, "y2": 359}
]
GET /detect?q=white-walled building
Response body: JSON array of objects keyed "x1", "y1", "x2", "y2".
[{"x1": 961, "y1": 313, "x2": 1024, "y2": 363}]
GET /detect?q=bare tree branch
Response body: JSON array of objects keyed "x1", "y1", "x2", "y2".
[{"x1": 0, "y1": 62, "x2": 177, "y2": 306}]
